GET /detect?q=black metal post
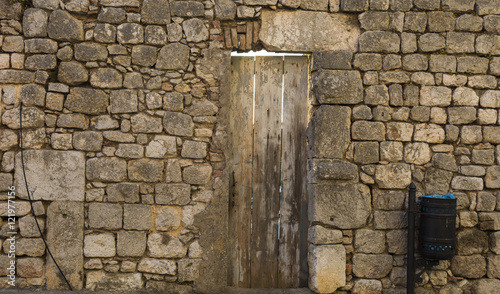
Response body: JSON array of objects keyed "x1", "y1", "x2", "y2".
[{"x1": 407, "y1": 183, "x2": 416, "y2": 294}]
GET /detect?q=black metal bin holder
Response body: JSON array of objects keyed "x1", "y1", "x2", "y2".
[{"x1": 418, "y1": 193, "x2": 457, "y2": 260}]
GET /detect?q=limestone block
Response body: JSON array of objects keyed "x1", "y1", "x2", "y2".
[
  {"x1": 451, "y1": 255, "x2": 486, "y2": 278},
  {"x1": 308, "y1": 245, "x2": 346, "y2": 293},
  {"x1": 375, "y1": 163, "x2": 411, "y2": 189},
  {"x1": 84, "y1": 233, "x2": 116, "y2": 257},
  {"x1": 352, "y1": 254, "x2": 393, "y2": 278}
]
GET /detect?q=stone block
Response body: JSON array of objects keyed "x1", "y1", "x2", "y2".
[
  {"x1": 183, "y1": 164, "x2": 212, "y2": 185},
  {"x1": 310, "y1": 183, "x2": 371, "y2": 229},
  {"x1": 390, "y1": 0, "x2": 412, "y2": 11},
  {"x1": 308, "y1": 245, "x2": 346, "y2": 293},
  {"x1": 123, "y1": 204, "x2": 152, "y2": 230},
  {"x1": 141, "y1": 0, "x2": 171, "y2": 24},
  {"x1": 353, "y1": 254, "x2": 393, "y2": 278},
  {"x1": 86, "y1": 157, "x2": 127, "y2": 182},
  {"x1": 110, "y1": 89, "x2": 138, "y2": 114},
  {"x1": 73, "y1": 131, "x2": 102, "y2": 152},
  {"x1": 386, "y1": 230, "x2": 407, "y2": 254},
  {"x1": 259, "y1": 11, "x2": 359, "y2": 52},
  {"x1": 131, "y1": 45, "x2": 157, "y2": 67},
  {"x1": 365, "y1": 85, "x2": 388, "y2": 105},
  {"x1": 58, "y1": 61, "x2": 89, "y2": 86},
  {"x1": 451, "y1": 255, "x2": 486, "y2": 278},
  {"x1": 47, "y1": 10, "x2": 84, "y2": 42},
  {"x1": 84, "y1": 233, "x2": 115, "y2": 257},
  {"x1": 163, "y1": 111, "x2": 194, "y2": 136},
  {"x1": 117, "y1": 230, "x2": 146, "y2": 257},
  {"x1": 46, "y1": 201, "x2": 84, "y2": 290},
  {"x1": 17, "y1": 257, "x2": 43, "y2": 278},
  {"x1": 183, "y1": 19, "x2": 209, "y2": 43},
  {"x1": 145, "y1": 25, "x2": 167, "y2": 45},
  {"x1": 456, "y1": 15, "x2": 483, "y2": 32},
  {"x1": 312, "y1": 51, "x2": 352, "y2": 70},
  {"x1": 75, "y1": 43, "x2": 107, "y2": 62},
  {"x1": 65, "y1": 87, "x2": 108, "y2": 115},
  {"x1": 308, "y1": 226, "x2": 343, "y2": 244},
  {"x1": 414, "y1": 124, "x2": 445, "y2": 143},
  {"x1": 94, "y1": 23, "x2": 117, "y2": 43},
  {"x1": 310, "y1": 106, "x2": 350, "y2": 159},
  {"x1": 374, "y1": 211, "x2": 406, "y2": 229},
  {"x1": 89, "y1": 203, "x2": 122, "y2": 230},
  {"x1": 14, "y1": 151, "x2": 85, "y2": 201},
  {"x1": 456, "y1": 229, "x2": 488, "y2": 255},
  {"x1": 481, "y1": 91, "x2": 500, "y2": 108},
  {"x1": 354, "y1": 142, "x2": 379, "y2": 164},
  {"x1": 85, "y1": 272, "x2": 143, "y2": 291},
  {"x1": 147, "y1": 233, "x2": 187, "y2": 258},
  {"x1": 457, "y1": 57, "x2": 490, "y2": 74},
  {"x1": 354, "y1": 229, "x2": 385, "y2": 254},
  {"x1": 312, "y1": 159, "x2": 358, "y2": 182},
  {"x1": 156, "y1": 43, "x2": 190, "y2": 70},
  {"x1": 25, "y1": 54, "x2": 57, "y2": 71},
  {"x1": 352, "y1": 121, "x2": 385, "y2": 141},
  {"x1": 359, "y1": 31, "x2": 400, "y2": 53},
  {"x1": 451, "y1": 176, "x2": 483, "y2": 190},
  {"x1": 461, "y1": 125, "x2": 482, "y2": 144},
  {"x1": 420, "y1": 86, "x2": 452, "y2": 107},
  {"x1": 128, "y1": 159, "x2": 164, "y2": 182},
  {"x1": 486, "y1": 166, "x2": 500, "y2": 189},
  {"x1": 373, "y1": 189, "x2": 405, "y2": 211},
  {"x1": 106, "y1": 183, "x2": 140, "y2": 203},
  {"x1": 447, "y1": 32, "x2": 475, "y2": 53},
  {"x1": 117, "y1": 23, "x2": 144, "y2": 44},
  {"x1": 156, "y1": 206, "x2": 181, "y2": 231},
  {"x1": 484, "y1": 127, "x2": 500, "y2": 144},
  {"x1": 313, "y1": 70, "x2": 362, "y2": 104},
  {"x1": 138, "y1": 258, "x2": 176, "y2": 275}
]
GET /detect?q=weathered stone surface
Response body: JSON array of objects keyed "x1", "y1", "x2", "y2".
[
  {"x1": 129, "y1": 113, "x2": 162, "y2": 134},
  {"x1": 372, "y1": 189, "x2": 405, "y2": 211},
  {"x1": 138, "y1": 258, "x2": 176, "y2": 275},
  {"x1": 65, "y1": 88, "x2": 108, "y2": 115},
  {"x1": 355, "y1": 229, "x2": 385, "y2": 254},
  {"x1": 308, "y1": 226, "x2": 343, "y2": 245},
  {"x1": 352, "y1": 279, "x2": 383, "y2": 294},
  {"x1": 124, "y1": 204, "x2": 152, "y2": 230},
  {"x1": 420, "y1": 86, "x2": 452, "y2": 107},
  {"x1": 456, "y1": 229, "x2": 488, "y2": 255},
  {"x1": 110, "y1": 89, "x2": 138, "y2": 113},
  {"x1": 25, "y1": 54, "x2": 57, "y2": 70},
  {"x1": 141, "y1": 0, "x2": 170, "y2": 24},
  {"x1": 47, "y1": 10, "x2": 84, "y2": 42},
  {"x1": 375, "y1": 163, "x2": 411, "y2": 189},
  {"x1": 58, "y1": 62, "x2": 88, "y2": 86},
  {"x1": 365, "y1": 85, "x2": 389, "y2": 105},
  {"x1": 2, "y1": 107, "x2": 43, "y2": 129},
  {"x1": 46, "y1": 201, "x2": 84, "y2": 290},
  {"x1": 183, "y1": 19, "x2": 209, "y2": 43},
  {"x1": 354, "y1": 142, "x2": 379, "y2": 164},
  {"x1": 451, "y1": 255, "x2": 486, "y2": 278},
  {"x1": 24, "y1": 39, "x2": 57, "y2": 54},
  {"x1": 74, "y1": 43, "x2": 107, "y2": 62},
  {"x1": 472, "y1": 149, "x2": 495, "y2": 165},
  {"x1": 145, "y1": 25, "x2": 167, "y2": 45},
  {"x1": 476, "y1": 0, "x2": 500, "y2": 15},
  {"x1": 308, "y1": 245, "x2": 346, "y2": 293},
  {"x1": 73, "y1": 131, "x2": 102, "y2": 151},
  {"x1": 147, "y1": 233, "x2": 187, "y2": 258},
  {"x1": 98, "y1": 7, "x2": 126, "y2": 23},
  {"x1": 352, "y1": 121, "x2": 385, "y2": 141},
  {"x1": 57, "y1": 114, "x2": 89, "y2": 129},
  {"x1": 17, "y1": 257, "x2": 43, "y2": 278},
  {"x1": 86, "y1": 272, "x2": 143, "y2": 291},
  {"x1": 86, "y1": 157, "x2": 127, "y2": 182},
  {"x1": 106, "y1": 183, "x2": 139, "y2": 203},
  {"x1": 117, "y1": 23, "x2": 144, "y2": 44},
  {"x1": 386, "y1": 122, "x2": 413, "y2": 141},
  {"x1": 184, "y1": 100, "x2": 218, "y2": 116},
  {"x1": 471, "y1": 279, "x2": 500, "y2": 294},
  {"x1": 13, "y1": 151, "x2": 84, "y2": 201},
  {"x1": 486, "y1": 166, "x2": 500, "y2": 189},
  {"x1": 20, "y1": 84, "x2": 44, "y2": 107},
  {"x1": 183, "y1": 164, "x2": 212, "y2": 185},
  {"x1": 479, "y1": 212, "x2": 500, "y2": 230},
  {"x1": 4, "y1": 238, "x2": 45, "y2": 256},
  {"x1": 117, "y1": 231, "x2": 146, "y2": 257},
  {"x1": 314, "y1": 70, "x2": 362, "y2": 105},
  {"x1": 313, "y1": 159, "x2": 358, "y2": 182},
  {"x1": 155, "y1": 183, "x2": 191, "y2": 205},
  {"x1": 374, "y1": 211, "x2": 406, "y2": 229},
  {"x1": 131, "y1": 45, "x2": 157, "y2": 67},
  {"x1": 312, "y1": 51, "x2": 352, "y2": 70},
  {"x1": 156, "y1": 43, "x2": 190, "y2": 70},
  {"x1": 90, "y1": 68, "x2": 123, "y2": 89},
  {"x1": 259, "y1": 10, "x2": 359, "y2": 52},
  {"x1": 414, "y1": 124, "x2": 445, "y2": 143},
  {"x1": 146, "y1": 135, "x2": 177, "y2": 158},
  {"x1": 23, "y1": 8, "x2": 48, "y2": 38},
  {"x1": 359, "y1": 31, "x2": 400, "y2": 53},
  {"x1": 88, "y1": 203, "x2": 122, "y2": 230},
  {"x1": 353, "y1": 254, "x2": 393, "y2": 279},
  {"x1": 94, "y1": 23, "x2": 117, "y2": 43},
  {"x1": 128, "y1": 159, "x2": 163, "y2": 182},
  {"x1": 156, "y1": 206, "x2": 181, "y2": 231},
  {"x1": 84, "y1": 233, "x2": 116, "y2": 257},
  {"x1": 481, "y1": 91, "x2": 500, "y2": 108},
  {"x1": 0, "y1": 70, "x2": 35, "y2": 84},
  {"x1": 461, "y1": 125, "x2": 482, "y2": 144},
  {"x1": 425, "y1": 167, "x2": 453, "y2": 194},
  {"x1": 310, "y1": 183, "x2": 371, "y2": 229},
  {"x1": 163, "y1": 111, "x2": 194, "y2": 136},
  {"x1": 404, "y1": 142, "x2": 431, "y2": 165},
  {"x1": 451, "y1": 176, "x2": 483, "y2": 191},
  {"x1": 181, "y1": 141, "x2": 207, "y2": 159}
]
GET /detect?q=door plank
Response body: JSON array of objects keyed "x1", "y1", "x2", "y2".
[
  {"x1": 229, "y1": 56, "x2": 255, "y2": 288},
  {"x1": 278, "y1": 56, "x2": 309, "y2": 288},
  {"x1": 251, "y1": 56, "x2": 283, "y2": 288}
]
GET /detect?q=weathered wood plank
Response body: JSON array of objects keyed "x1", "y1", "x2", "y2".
[
  {"x1": 251, "y1": 56, "x2": 283, "y2": 288},
  {"x1": 229, "y1": 56, "x2": 255, "y2": 288},
  {"x1": 278, "y1": 56, "x2": 309, "y2": 288}
]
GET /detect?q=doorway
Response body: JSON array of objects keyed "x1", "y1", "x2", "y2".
[{"x1": 228, "y1": 54, "x2": 309, "y2": 288}]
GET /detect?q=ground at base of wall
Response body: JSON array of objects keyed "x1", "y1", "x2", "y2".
[{"x1": 0, "y1": 288, "x2": 315, "y2": 294}]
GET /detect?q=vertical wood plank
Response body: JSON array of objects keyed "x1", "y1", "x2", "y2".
[
  {"x1": 229, "y1": 56, "x2": 254, "y2": 288},
  {"x1": 251, "y1": 56, "x2": 283, "y2": 288},
  {"x1": 278, "y1": 56, "x2": 309, "y2": 288}
]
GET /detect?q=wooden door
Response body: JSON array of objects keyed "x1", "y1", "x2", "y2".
[{"x1": 229, "y1": 56, "x2": 309, "y2": 288}]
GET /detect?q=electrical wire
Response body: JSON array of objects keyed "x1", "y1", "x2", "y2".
[{"x1": 19, "y1": 103, "x2": 73, "y2": 291}]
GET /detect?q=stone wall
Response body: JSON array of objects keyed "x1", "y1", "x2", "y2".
[{"x1": 1, "y1": 0, "x2": 500, "y2": 293}]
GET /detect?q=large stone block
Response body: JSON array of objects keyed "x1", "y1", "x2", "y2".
[
  {"x1": 354, "y1": 229, "x2": 385, "y2": 254},
  {"x1": 138, "y1": 258, "x2": 176, "y2": 275},
  {"x1": 476, "y1": 0, "x2": 500, "y2": 15},
  {"x1": 156, "y1": 183, "x2": 191, "y2": 205},
  {"x1": 375, "y1": 163, "x2": 411, "y2": 189},
  {"x1": 88, "y1": 203, "x2": 122, "y2": 230},
  {"x1": 85, "y1": 272, "x2": 143, "y2": 291},
  {"x1": 117, "y1": 230, "x2": 146, "y2": 257},
  {"x1": 47, "y1": 10, "x2": 84, "y2": 42},
  {"x1": 84, "y1": 233, "x2": 116, "y2": 257},
  {"x1": 14, "y1": 151, "x2": 85, "y2": 201},
  {"x1": 310, "y1": 159, "x2": 358, "y2": 182},
  {"x1": 310, "y1": 183, "x2": 371, "y2": 229},
  {"x1": 313, "y1": 70, "x2": 363, "y2": 104},
  {"x1": 259, "y1": 10, "x2": 359, "y2": 52},
  {"x1": 163, "y1": 111, "x2": 194, "y2": 136},
  {"x1": 352, "y1": 121, "x2": 385, "y2": 141},
  {"x1": 310, "y1": 105, "x2": 351, "y2": 159},
  {"x1": 86, "y1": 157, "x2": 127, "y2": 182},
  {"x1": 58, "y1": 62, "x2": 89, "y2": 86},
  {"x1": 128, "y1": 159, "x2": 164, "y2": 182},
  {"x1": 352, "y1": 254, "x2": 393, "y2": 278},
  {"x1": 425, "y1": 168, "x2": 453, "y2": 195},
  {"x1": 456, "y1": 229, "x2": 488, "y2": 256},
  {"x1": 2, "y1": 107, "x2": 45, "y2": 129},
  {"x1": 23, "y1": 8, "x2": 48, "y2": 38},
  {"x1": 183, "y1": 18, "x2": 209, "y2": 43},
  {"x1": 359, "y1": 31, "x2": 400, "y2": 53},
  {"x1": 123, "y1": 204, "x2": 152, "y2": 230},
  {"x1": 308, "y1": 245, "x2": 346, "y2": 293},
  {"x1": 141, "y1": 0, "x2": 171, "y2": 24},
  {"x1": 46, "y1": 201, "x2": 84, "y2": 290},
  {"x1": 156, "y1": 43, "x2": 190, "y2": 70},
  {"x1": 183, "y1": 164, "x2": 212, "y2": 185},
  {"x1": 65, "y1": 88, "x2": 108, "y2": 115},
  {"x1": 486, "y1": 166, "x2": 500, "y2": 188},
  {"x1": 147, "y1": 233, "x2": 187, "y2": 258},
  {"x1": 451, "y1": 255, "x2": 486, "y2": 278}
]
